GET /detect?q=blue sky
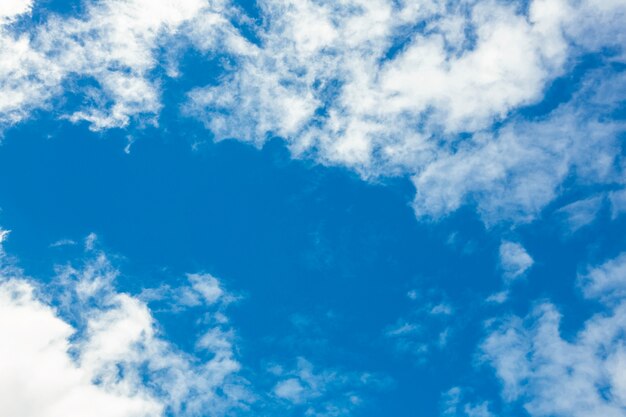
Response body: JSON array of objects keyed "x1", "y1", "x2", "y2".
[{"x1": 0, "y1": 1, "x2": 625, "y2": 417}]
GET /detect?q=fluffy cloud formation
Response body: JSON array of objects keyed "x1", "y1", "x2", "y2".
[
  {"x1": 0, "y1": 236, "x2": 249, "y2": 417},
  {"x1": 186, "y1": 0, "x2": 626, "y2": 223},
  {"x1": 0, "y1": 279, "x2": 163, "y2": 417},
  {"x1": 385, "y1": 290, "x2": 454, "y2": 363},
  {"x1": 0, "y1": 0, "x2": 238, "y2": 129},
  {"x1": 482, "y1": 251, "x2": 626, "y2": 417},
  {"x1": 0, "y1": 0, "x2": 32, "y2": 22},
  {"x1": 0, "y1": 0, "x2": 624, "y2": 224},
  {"x1": 579, "y1": 252, "x2": 626, "y2": 305}
]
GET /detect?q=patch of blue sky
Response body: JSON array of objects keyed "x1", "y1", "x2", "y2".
[
  {"x1": 2, "y1": 106, "x2": 623, "y2": 416},
  {"x1": 0, "y1": 117, "x2": 496, "y2": 416}
]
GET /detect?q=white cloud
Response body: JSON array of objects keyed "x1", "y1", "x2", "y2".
[
  {"x1": 609, "y1": 189, "x2": 626, "y2": 219},
  {"x1": 385, "y1": 291, "x2": 454, "y2": 361},
  {"x1": 482, "y1": 252, "x2": 626, "y2": 417},
  {"x1": 0, "y1": 0, "x2": 624, "y2": 226},
  {"x1": 0, "y1": 230, "x2": 387, "y2": 417},
  {"x1": 0, "y1": 238, "x2": 250, "y2": 417},
  {"x1": 0, "y1": 279, "x2": 164, "y2": 417},
  {"x1": 499, "y1": 241, "x2": 534, "y2": 282},
  {"x1": 269, "y1": 357, "x2": 374, "y2": 417},
  {"x1": 274, "y1": 378, "x2": 305, "y2": 403},
  {"x1": 556, "y1": 195, "x2": 605, "y2": 233},
  {"x1": 441, "y1": 387, "x2": 495, "y2": 417},
  {"x1": 0, "y1": 0, "x2": 32, "y2": 22},
  {"x1": 183, "y1": 0, "x2": 626, "y2": 224},
  {"x1": 579, "y1": 252, "x2": 626, "y2": 305}
]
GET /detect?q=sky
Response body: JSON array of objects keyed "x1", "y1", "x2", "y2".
[{"x1": 0, "y1": 0, "x2": 625, "y2": 416}]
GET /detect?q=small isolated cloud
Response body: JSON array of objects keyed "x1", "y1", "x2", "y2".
[
  {"x1": 482, "y1": 252, "x2": 626, "y2": 417},
  {"x1": 441, "y1": 387, "x2": 495, "y2": 417},
  {"x1": 273, "y1": 378, "x2": 305, "y2": 403},
  {"x1": 138, "y1": 273, "x2": 236, "y2": 314},
  {"x1": 269, "y1": 357, "x2": 376, "y2": 417},
  {"x1": 499, "y1": 241, "x2": 534, "y2": 282},
  {"x1": 49, "y1": 238, "x2": 77, "y2": 248},
  {"x1": 556, "y1": 195, "x2": 605, "y2": 233}
]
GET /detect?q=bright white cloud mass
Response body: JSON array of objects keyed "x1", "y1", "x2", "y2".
[{"x1": 0, "y1": 0, "x2": 623, "y2": 224}]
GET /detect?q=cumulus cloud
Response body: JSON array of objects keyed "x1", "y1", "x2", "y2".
[
  {"x1": 0, "y1": 235, "x2": 250, "y2": 417},
  {"x1": 184, "y1": 0, "x2": 626, "y2": 224},
  {"x1": 482, "y1": 251, "x2": 626, "y2": 417},
  {"x1": 0, "y1": 0, "x2": 624, "y2": 225},
  {"x1": 0, "y1": 0, "x2": 239, "y2": 129},
  {"x1": 0, "y1": 0, "x2": 32, "y2": 22},
  {"x1": 579, "y1": 252, "x2": 626, "y2": 305}
]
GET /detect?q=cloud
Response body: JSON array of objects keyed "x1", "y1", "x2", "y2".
[
  {"x1": 556, "y1": 195, "x2": 605, "y2": 233},
  {"x1": 482, "y1": 252, "x2": 626, "y2": 417},
  {"x1": 269, "y1": 357, "x2": 375, "y2": 417},
  {"x1": 0, "y1": 0, "x2": 624, "y2": 226},
  {"x1": 0, "y1": 0, "x2": 32, "y2": 22},
  {"x1": 609, "y1": 189, "x2": 626, "y2": 220},
  {"x1": 441, "y1": 387, "x2": 495, "y2": 417},
  {"x1": 579, "y1": 252, "x2": 626, "y2": 305},
  {"x1": 0, "y1": 236, "x2": 250, "y2": 417},
  {"x1": 499, "y1": 241, "x2": 533, "y2": 282},
  {"x1": 385, "y1": 290, "x2": 454, "y2": 362},
  {"x1": 0, "y1": 230, "x2": 387, "y2": 417},
  {"x1": 0, "y1": 279, "x2": 164, "y2": 417},
  {"x1": 184, "y1": 0, "x2": 626, "y2": 224},
  {"x1": 0, "y1": 0, "x2": 239, "y2": 129}
]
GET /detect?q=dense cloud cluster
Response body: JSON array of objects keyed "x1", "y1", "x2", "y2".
[{"x1": 0, "y1": 0, "x2": 623, "y2": 223}]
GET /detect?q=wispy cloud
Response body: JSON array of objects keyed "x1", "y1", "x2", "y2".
[
  {"x1": 482, "y1": 251, "x2": 626, "y2": 417},
  {"x1": 0, "y1": 0, "x2": 624, "y2": 226},
  {"x1": 499, "y1": 241, "x2": 534, "y2": 282},
  {"x1": 0, "y1": 229, "x2": 386, "y2": 417},
  {"x1": 0, "y1": 239, "x2": 250, "y2": 417}
]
